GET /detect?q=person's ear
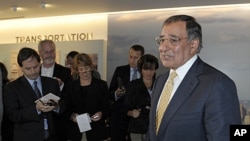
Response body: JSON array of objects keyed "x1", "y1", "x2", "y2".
[{"x1": 190, "y1": 39, "x2": 199, "y2": 54}]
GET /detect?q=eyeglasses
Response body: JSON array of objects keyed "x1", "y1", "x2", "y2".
[
  {"x1": 78, "y1": 66, "x2": 91, "y2": 73},
  {"x1": 155, "y1": 36, "x2": 187, "y2": 46}
]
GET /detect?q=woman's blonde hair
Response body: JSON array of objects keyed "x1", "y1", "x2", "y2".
[{"x1": 74, "y1": 53, "x2": 94, "y2": 70}]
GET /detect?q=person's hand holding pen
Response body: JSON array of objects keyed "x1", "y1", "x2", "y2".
[
  {"x1": 127, "y1": 109, "x2": 141, "y2": 118},
  {"x1": 70, "y1": 113, "x2": 79, "y2": 123},
  {"x1": 90, "y1": 111, "x2": 102, "y2": 122},
  {"x1": 35, "y1": 99, "x2": 57, "y2": 112}
]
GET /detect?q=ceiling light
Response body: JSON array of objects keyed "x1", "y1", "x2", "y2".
[
  {"x1": 40, "y1": 2, "x2": 46, "y2": 9},
  {"x1": 10, "y1": 6, "x2": 24, "y2": 12},
  {"x1": 11, "y1": 6, "x2": 18, "y2": 12}
]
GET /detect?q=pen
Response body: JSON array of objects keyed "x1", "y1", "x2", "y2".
[
  {"x1": 35, "y1": 99, "x2": 47, "y2": 105},
  {"x1": 92, "y1": 115, "x2": 99, "y2": 119},
  {"x1": 38, "y1": 99, "x2": 45, "y2": 105}
]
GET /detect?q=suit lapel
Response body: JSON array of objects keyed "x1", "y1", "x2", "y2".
[
  {"x1": 20, "y1": 76, "x2": 38, "y2": 102},
  {"x1": 40, "y1": 77, "x2": 47, "y2": 96},
  {"x1": 150, "y1": 72, "x2": 169, "y2": 136},
  {"x1": 157, "y1": 58, "x2": 204, "y2": 136},
  {"x1": 124, "y1": 65, "x2": 131, "y2": 86},
  {"x1": 52, "y1": 63, "x2": 58, "y2": 77}
]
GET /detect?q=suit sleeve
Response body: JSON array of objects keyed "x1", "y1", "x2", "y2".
[
  {"x1": 53, "y1": 79, "x2": 65, "y2": 116},
  {"x1": 204, "y1": 75, "x2": 241, "y2": 141},
  {"x1": 3, "y1": 83, "x2": 41, "y2": 123},
  {"x1": 109, "y1": 67, "x2": 119, "y2": 102},
  {"x1": 124, "y1": 81, "x2": 136, "y2": 116},
  {"x1": 99, "y1": 81, "x2": 111, "y2": 119}
]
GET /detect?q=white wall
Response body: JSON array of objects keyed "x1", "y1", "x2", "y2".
[
  {"x1": 0, "y1": 14, "x2": 108, "y2": 44},
  {"x1": 0, "y1": 14, "x2": 108, "y2": 80},
  {"x1": 0, "y1": 40, "x2": 107, "y2": 80}
]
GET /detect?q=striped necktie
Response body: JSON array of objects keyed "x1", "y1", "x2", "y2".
[
  {"x1": 33, "y1": 81, "x2": 49, "y2": 140},
  {"x1": 33, "y1": 81, "x2": 42, "y2": 98}
]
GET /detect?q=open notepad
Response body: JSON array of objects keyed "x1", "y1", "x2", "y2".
[
  {"x1": 35, "y1": 93, "x2": 60, "y2": 103},
  {"x1": 40, "y1": 93, "x2": 60, "y2": 102},
  {"x1": 76, "y1": 113, "x2": 92, "y2": 132}
]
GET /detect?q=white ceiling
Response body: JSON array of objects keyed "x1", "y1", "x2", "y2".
[{"x1": 0, "y1": 0, "x2": 249, "y2": 20}]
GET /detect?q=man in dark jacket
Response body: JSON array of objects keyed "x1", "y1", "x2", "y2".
[
  {"x1": 4, "y1": 47, "x2": 64, "y2": 141},
  {"x1": 38, "y1": 40, "x2": 72, "y2": 141},
  {"x1": 109, "y1": 44, "x2": 144, "y2": 141}
]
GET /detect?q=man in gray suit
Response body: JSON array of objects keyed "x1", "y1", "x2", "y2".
[{"x1": 146, "y1": 15, "x2": 241, "y2": 141}]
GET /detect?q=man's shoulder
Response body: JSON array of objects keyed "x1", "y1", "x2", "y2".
[
  {"x1": 54, "y1": 63, "x2": 71, "y2": 75},
  {"x1": 192, "y1": 58, "x2": 234, "y2": 83},
  {"x1": 8, "y1": 76, "x2": 24, "y2": 84},
  {"x1": 41, "y1": 76, "x2": 57, "y2": 83},
  {"x1": 5, "y1": 76, "x2": 27, "y2": 89},
  {"x1": 115, "y1": 64, "x2": 130, "y2": 71},
  {"x1": 54, "y1": 63, "x2": 70, "y2": 70}
]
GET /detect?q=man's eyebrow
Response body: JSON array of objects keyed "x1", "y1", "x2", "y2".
[
  {"x1": 159, "y1": 35, "x2": 165, "y2": 38},
  {"x1": 169, "y1": 34, "x2": 179, "y2": 38},
  {"x1": 160, "y1": 34, "x2": 180, "y2": 38},
  {"x1": 24, "y1": 64, "x2": 39, "y2": 69}
]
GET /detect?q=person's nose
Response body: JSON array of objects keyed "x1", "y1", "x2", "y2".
[
  {"x1": 30, "y1": 68, "x2": 36, "y2": 73},
  {"x1": 159, "y1": 40, "x2": 174, "y2": 52},
  {"x1": 132, "y1": 58, "x2": 137, "y2": 63},
  {"x1": 159, "y1": 44, "x2": 168, "y2": 52}
]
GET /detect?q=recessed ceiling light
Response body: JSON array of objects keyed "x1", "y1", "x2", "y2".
[
  {"x1": 10, "y1": 6, "x2": 24, "y2": 12},
  {"x1": 11, "y1": 6, "x2": 18, "y2": 12},
  {"x1": 40, "y1": 2, "x2": 46, "y2": 9}
]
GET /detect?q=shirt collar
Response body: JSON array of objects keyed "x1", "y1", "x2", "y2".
[
  {"x1": 172, "y1": 55, "x2": 198, "y2": 79},
  {"x1": 25, "y1": 76, "x2": 42, "y2": 86}
]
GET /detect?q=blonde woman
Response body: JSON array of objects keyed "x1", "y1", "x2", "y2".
[{"x1": 65, "y1": 53, "x2": 110, "y2": 141}]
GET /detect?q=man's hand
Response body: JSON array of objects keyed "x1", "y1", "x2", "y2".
[
  {"x1": 90, "y1": 111, "x2": 102, "y2": 122},
  {"x1": 70, "y1": 113, "x2": 79, "y2": 123},
  {"x1": 115, "y1": 87, "x2": 126, "y2": 97},
  {"x1": 128, "y1": 109, "x2": 141, "y2": 118},
  {"x1": 36, "y1": 100, "x2": 56, "y2": 112}
]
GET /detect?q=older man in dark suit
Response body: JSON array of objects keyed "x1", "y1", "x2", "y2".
[
  {"x1": 3, "y1": 47, "x2": 64, "y2": 141},
  {"x1": 146, "y1": 15, "x2": 241, "y2": 141},
  {"x1": 38, "y1": 39, "x2": 72, "y2": 93},
  {"x1": 38, "y1": 40, "x2": 72, "y2": 141}
]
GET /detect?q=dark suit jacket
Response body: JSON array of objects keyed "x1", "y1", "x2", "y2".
[
  {"x1": 52, "y1": 63, "x2": 72, "y2": 92},
  {"x1": 124, "y1": 78, "x2": 151, "y2": 134},
  {"x1": 109, "y1": 64, "x2": 131, "y2": 102},
  {"x1": 46, "y1": 63, "x2": 72, "y2": 141},
  {"x1": 108, "y1": 64, "x2": 131, "y2": 140},
  {"x1": 65, "y1": 78, "x2": 110, "y2": 141},
  {"x1": 3, "y1": 76, "x2": 64, "y2": 141},
  {"x1": 147, "y1": 57, "x2": 241, "y2": 141},
  {"x1": 40, "y1": 63, "x2": 72, "y2": 96}
]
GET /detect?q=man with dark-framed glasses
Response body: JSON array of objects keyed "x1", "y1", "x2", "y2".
[{"x1": 146, "y1": 15, "x2": 241, "y2": 141}]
